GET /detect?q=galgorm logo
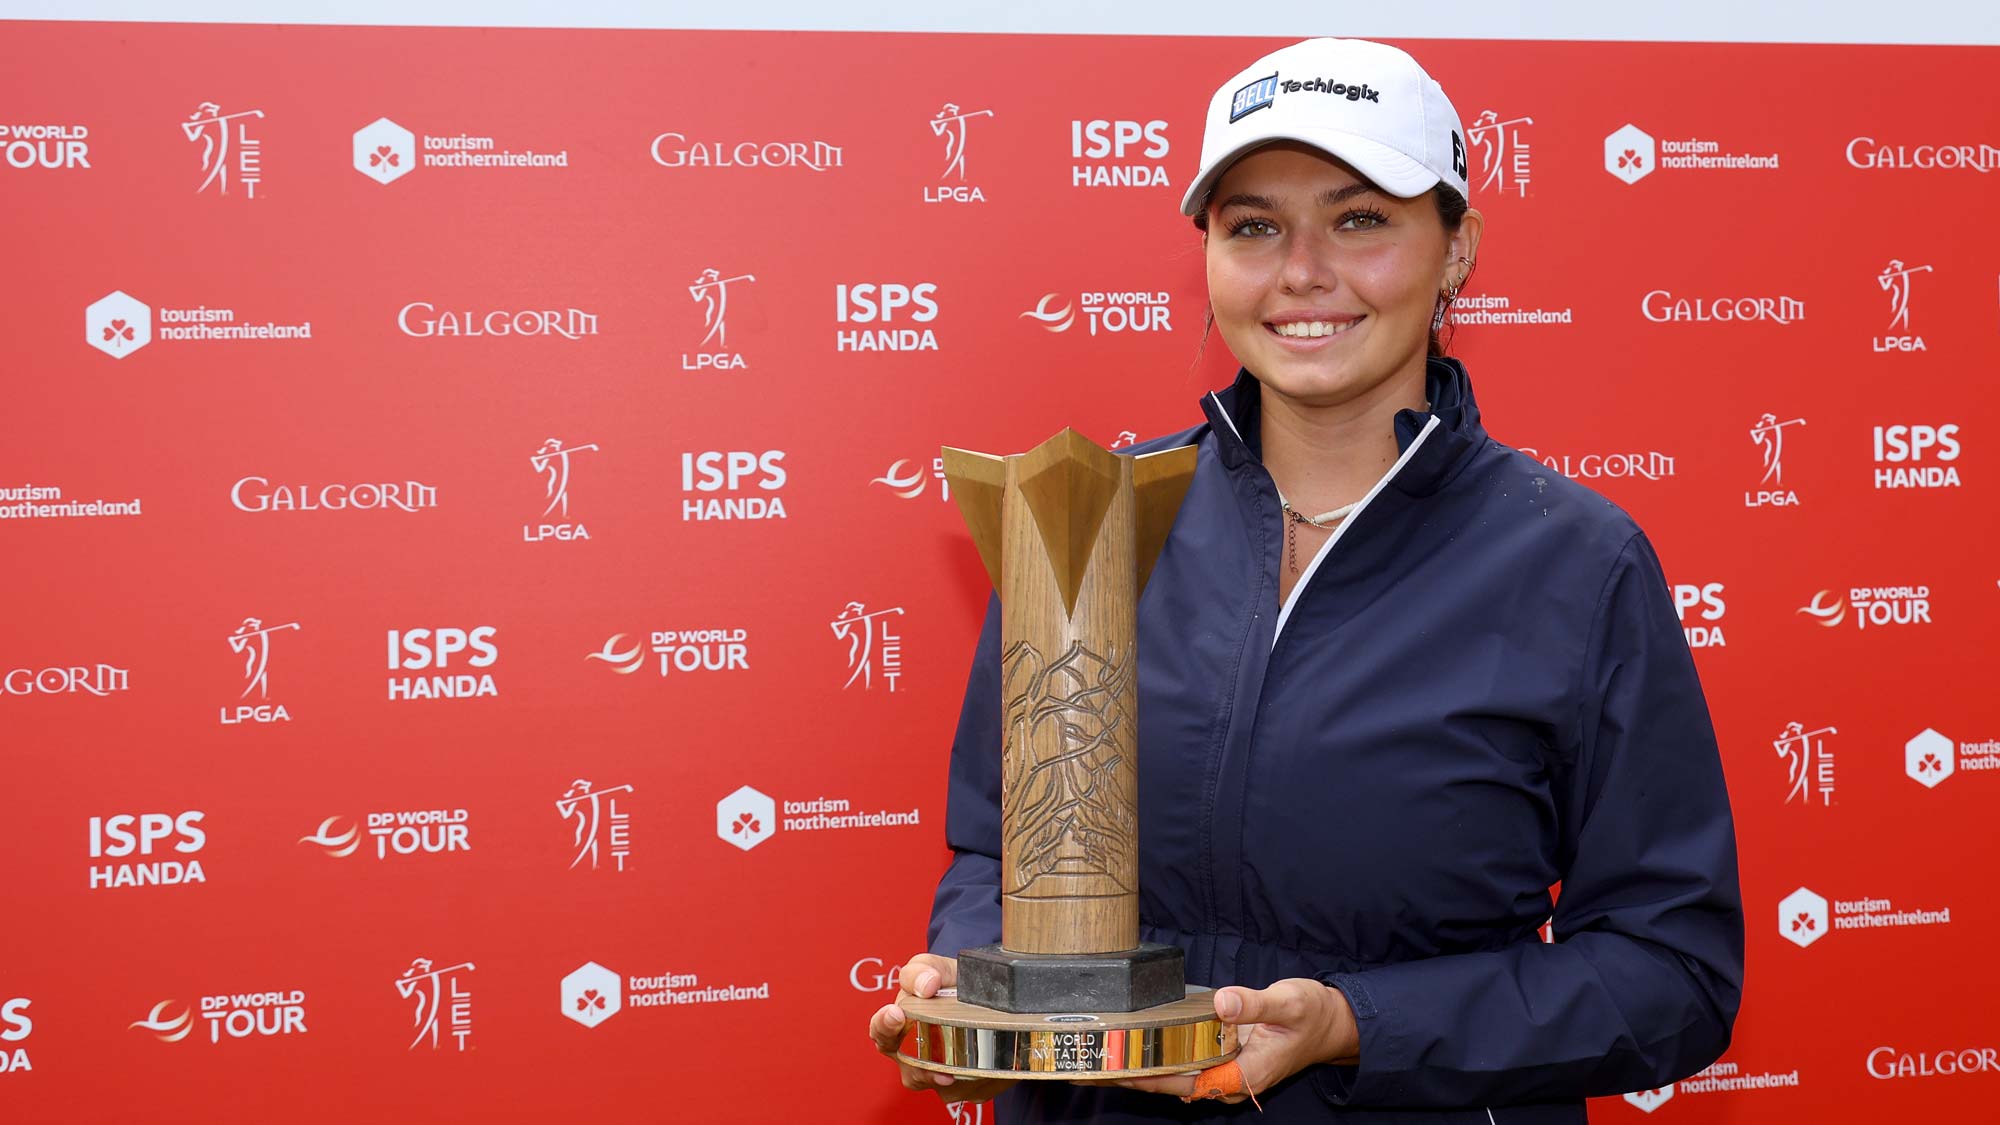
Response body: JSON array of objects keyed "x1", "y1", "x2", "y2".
[
  {"x1": 398, "y1": 302, "x2": 597, "y2": 339},
  {"x1": 1867, "y1": 1046, "x2": 2000, "y2": 1080},
  {"x1": 231, "y1": 477, "x2": 438, "y2": 513},
  {"x1": 183, "y1": 101, "x2": 263, "y2": 198},
  {"x1": 1643, "y1": 290, "x2": 1803, "y2": 324},
  {"x1": 1846, "y1": 137, "x2": 2000, "y2": 173},
  {"x1": 649, "y1": 132, "x2": 843, "y2": 171}
]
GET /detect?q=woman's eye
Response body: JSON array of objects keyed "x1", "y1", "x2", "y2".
[
  {"x1": 1227, "y1": 217, "x2": 1277, "y2": 237},
  {"x1": 1341, "y1": 210, "x2": 1388, "y2": 230}
]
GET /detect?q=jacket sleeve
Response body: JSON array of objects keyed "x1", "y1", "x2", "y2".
[
  {"x1": 1312, "y1": 531, "x2": 1745, "y2": 1108},
  {"x1": 925, "y1": 595, "x2": 1005, "y2": 959}
]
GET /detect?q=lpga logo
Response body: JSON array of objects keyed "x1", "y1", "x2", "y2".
[
  {"x1": 1745, "y1": 412, "x2": 1805, "y2": 508},
  {"x1": 927, "y1": 102, "x2": 994, "y2": 203},
  {"x1": 1874, "y1": 259, "x2": 1931, "y2": 352},
  {"x1": 182, "y1": 101, "x2": 263, "y2": 198},
  {"x1": 526, "y1": 438, "x2": 597, "y2": 542},
  {"x1": 222, "y1": 616, "x2": 299, "y2": 724},
  {"x1": 689, "y1": 268, "x2": 754, "y2": 348}
]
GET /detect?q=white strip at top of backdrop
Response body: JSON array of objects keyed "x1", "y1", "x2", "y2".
[{"x1": 3, "y1": 0, "x2": 1997, "y2": 44}]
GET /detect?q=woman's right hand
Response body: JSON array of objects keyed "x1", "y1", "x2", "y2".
[{"x1": 868, "y1": 953, "x2": 1019, "y2": 1105}]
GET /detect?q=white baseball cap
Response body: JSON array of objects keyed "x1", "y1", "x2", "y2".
[{"x1": 1180, "y1": 38, "x2": 1470, "y2": 216}]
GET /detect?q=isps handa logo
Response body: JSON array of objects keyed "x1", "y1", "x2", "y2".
[
  {"x1": 130, "y1": 990, "x2": 307, "y2": 1046},
  {"x1": 1, "y1": 997, "x2": 31, "y2": 1074}
]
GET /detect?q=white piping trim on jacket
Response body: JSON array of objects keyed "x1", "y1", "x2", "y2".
[
  {"x1": 1270, "y1": 413, "x2": 1442, "y2": 646},
  {"x1": 1207, "y1": 390, "x2": 1246, "y2": 445}
]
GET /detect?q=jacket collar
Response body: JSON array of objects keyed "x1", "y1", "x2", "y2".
[{"x1": 1200, "y1": 356, "x2": 1487, "y2": 497}]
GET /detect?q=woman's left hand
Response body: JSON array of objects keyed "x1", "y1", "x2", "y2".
[{"x1": 1074, "y1": 978, "x2": 1360, "y2": 1103}]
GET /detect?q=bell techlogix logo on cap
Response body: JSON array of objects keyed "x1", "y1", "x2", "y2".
[{"x1": 1182, "y1": 38, "x2": 1469, "y2": 216}]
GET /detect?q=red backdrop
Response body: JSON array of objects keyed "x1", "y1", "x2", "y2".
[{"x1": 3, "y1": 21, "x2": 1996, "y2": 1123}]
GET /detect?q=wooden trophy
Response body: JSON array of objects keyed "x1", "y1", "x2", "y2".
[{"x1": 896, "y1": 430, "x2": 1237, "y2": 1078}]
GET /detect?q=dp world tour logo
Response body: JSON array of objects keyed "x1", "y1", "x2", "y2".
[
  {"x1": 298, "y1": 816, "x2": 360, "y2": 857},
  {"x1": 353, "y1": 117, "x2": 416, "y2": 184},
  {"x1": 1020, "y1": 294, "x2": 1076, "y2": 332},
  {"x1": 129, "y1": 1000, "x2": 194, "y2": 1042},
  {"x1": 930, "y1": 102, "x2": 993, "y2": 180},
  {"x1": 85, "y1": 290, "x2": 153, "y2": 359}
]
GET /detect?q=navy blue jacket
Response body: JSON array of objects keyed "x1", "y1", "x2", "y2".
[{"x1": 925, "y1": 358, "x2": 1744, "y2": 1124}]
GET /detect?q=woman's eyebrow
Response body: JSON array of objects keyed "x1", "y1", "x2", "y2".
[{"x1": 1217, "y1": 184, "x2": 1382, "y2": 212}]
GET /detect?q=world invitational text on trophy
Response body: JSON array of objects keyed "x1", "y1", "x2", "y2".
[{"x1": 896, "y1": 429, "x2": 1238, "y2": 1078}]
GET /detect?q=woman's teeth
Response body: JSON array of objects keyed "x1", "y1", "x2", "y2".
[{"x1": 1271, "y1": 319, "x2": 1359, "y2": 338}]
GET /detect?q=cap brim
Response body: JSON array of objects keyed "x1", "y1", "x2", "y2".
[{"x1": 1179, "y1": 128, "x2": 1441, "y2": 216}]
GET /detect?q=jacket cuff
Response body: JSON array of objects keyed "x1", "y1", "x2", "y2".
[{"x1": 1310, "y1": 971, "x2": 1408, "y2": 1107}]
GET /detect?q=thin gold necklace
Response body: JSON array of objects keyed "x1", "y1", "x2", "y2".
[{"x1": 1272, "y1": 399, "x2": 1428, "y2": 574}]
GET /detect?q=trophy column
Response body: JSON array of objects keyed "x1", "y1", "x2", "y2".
[{"x1": 895, "y1": 430, "x2": 1237, "y2": 1079}]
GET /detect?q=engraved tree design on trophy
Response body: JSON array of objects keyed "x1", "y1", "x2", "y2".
[{"x1": 1000, "y1": 639, "x2": 1137, "y2": 900}]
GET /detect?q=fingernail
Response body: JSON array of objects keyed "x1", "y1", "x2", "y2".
[
  {"x1": 917, "y1": 970, "x2": 939, "y2": 995},
  {"x1": 1217, "y1": 990, "x2": 1241, "y2": 1020},
  {"x1": 887, "y1": 1005, "x2": 904, "y2": 1022},
  {"x1": 934, "y1": 1074, "x2": 955, "y2": 1086}
]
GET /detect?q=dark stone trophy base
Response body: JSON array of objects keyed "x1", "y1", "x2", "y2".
[{"x1": 957, "y1": 942, "x2": 1186, "y2": 1014}]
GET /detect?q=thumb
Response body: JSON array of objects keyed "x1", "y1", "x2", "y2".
[{"x1": 1214, "y1": 986, "x2": 1255, "y2": 1024}]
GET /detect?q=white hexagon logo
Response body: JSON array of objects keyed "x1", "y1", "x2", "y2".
[
  {"x1": 1906, "y1": 728, "x2": 1955, "y2": 789},
  {"x1": 1605, "y1": 123, "x2": 1655, "y2": 185},
  {"x1": 353, "y1": 117, "x2": 416, "y2": 184},
  {"x1": 1778, "y1": 886, "x2": 1829, "y2": 949},
  {"x1": 717, "y1": 785, "x2": 776, "y2": 851},
  {"x1": 560, "y1": 961, "x2": 621, "y2": 1028},
  {"x1": 86, "y1": 290, "x2": 151, "y2": 359},
  {"x1": 1624, "y1": 1086, "x2": 1675, "y2": 1113}
]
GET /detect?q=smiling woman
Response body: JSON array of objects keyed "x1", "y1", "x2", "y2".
[{"x1": 872, "y1": 36, "x2": 1744, "y2": 1125}]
